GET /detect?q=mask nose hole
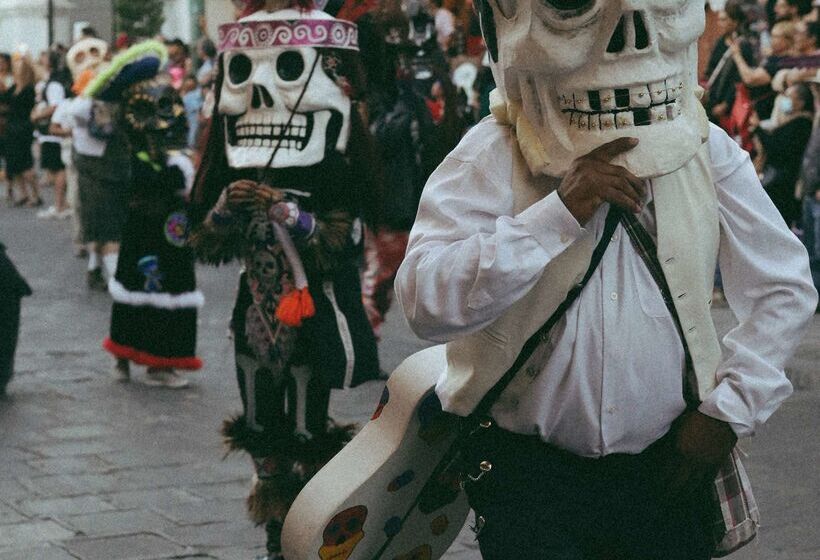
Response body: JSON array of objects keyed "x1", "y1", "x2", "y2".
[
  {"x1": 607, "y1": 11, "x2": 651, "y2": 54},
  {"x1": 252, "y1": 85, "x2": 274, "y2": 109}
]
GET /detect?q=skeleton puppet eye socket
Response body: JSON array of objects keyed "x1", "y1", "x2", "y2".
[
  {"x1": 228, "y1": 53, "x2": 252, "y2": 85},
  {"x1": 542, "y1": 0, "x2": 596, "y2": 17},
  {"x1": 494, "y1": 0, "x2": 517, "y2": 19},
  {"x1": 276, "y1": 51, "x2": 305, "y2": 82}
]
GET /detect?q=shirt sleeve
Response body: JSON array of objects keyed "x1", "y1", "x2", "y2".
[
  {"x1": 698, "y1": 127, "x2": 818, "y2": 437},
  {"x1": 46, "y1": 82, "x2": 65, "y2": 106},
  {"x1": 395, "y1": 155, "x2": 585, "y2": 343}
]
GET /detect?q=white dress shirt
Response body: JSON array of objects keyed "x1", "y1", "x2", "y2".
[{"x1": 396, "y1": 120, "x2": 817, "y2": 457}]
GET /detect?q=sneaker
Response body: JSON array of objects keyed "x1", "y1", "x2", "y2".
[
  {"x1": 143, "y1": 368, "x2": 189, "y2": 389},
  {"x1": 37, "y1": 206, "x2": 59, "y2": 219},
  {"x1": 86, "y1": 268, "x2": 107, "y2": 291},
  {"x1": 112, "y1": 360, "x2": 130, "y2": 382}
]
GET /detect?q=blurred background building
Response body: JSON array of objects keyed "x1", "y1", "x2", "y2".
[{"x1": 0, "y1": 0, "x2": 233, "y2": 53}]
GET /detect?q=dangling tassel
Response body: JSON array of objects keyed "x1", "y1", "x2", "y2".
[
  {"x1": 275, "y1": 286, "x2": 315, "y2": 327},
  {"x1": 272, "y1": 222, "x2": 314, "y2": 327}
]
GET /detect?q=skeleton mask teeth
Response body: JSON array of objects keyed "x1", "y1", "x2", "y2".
[
  {"x1": 558, "y1": 74, "x2": 682, "y2": 132},
  {"x1": 231, "y1": 113, "x2": 314, "y2": 151}
]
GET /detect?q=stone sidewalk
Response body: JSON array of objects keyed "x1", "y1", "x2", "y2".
[{"x1": 1, "y1": 198, "x2": 818, "y2": 560}]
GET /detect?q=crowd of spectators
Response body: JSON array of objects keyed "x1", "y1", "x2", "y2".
[
  {"x1": 704, "y1": 0, "x2": 819, "y2": 238},
  {"x1": 0, "y1": 0, "x2": 817, "y2": 302}
]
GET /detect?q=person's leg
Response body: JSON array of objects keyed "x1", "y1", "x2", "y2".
[
  {"x1": 462, "y1": 427, "x2": 589, "y2": 559},
  {"x1": 54, "y1": 169, "x2": 67, "y2": 213},
  {"x1": 86, "y1": 243, "x2": 105, "y2": 291},
  {"x1": 11, "y1": 175, "x2": 26, "y2": 206},
  {"x1": 112, "y1": 357, "x2": 130, "y2": 382},
  {"x1": 23, "y1": 169, "x2": 40, "y2": 206},
  {"x1": 0, "y1": 297, "x2": 22, "y2": 395},
  {"x1": 616, "y1": 436, "x2": 713, "y2": 560},
  {"x1": 101, "y1": 242, "x2": 120, "y2": 280}
]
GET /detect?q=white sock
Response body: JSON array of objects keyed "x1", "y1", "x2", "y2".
[
  {"x1": 87, "y1": 252, "x2": 99, "y2": 271},
  {"x1": 103, "y1": 253, "x2": 118, "y2": 279}
]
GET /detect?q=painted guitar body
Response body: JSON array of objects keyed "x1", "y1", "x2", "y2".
[{"x1": 282, "y1": 345, "x2": 470, "y2": 560}]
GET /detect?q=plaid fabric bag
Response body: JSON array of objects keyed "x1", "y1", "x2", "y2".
[
  {"x1": 621, "y1": 212, "x2": 760, "y2": 556},
  {"x1": 711, "y1": 447, "x2": 759, "y2": 556}
]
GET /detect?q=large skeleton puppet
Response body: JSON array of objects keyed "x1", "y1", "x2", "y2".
[
  {"x1": 190, "y1": 1, "x2": 380, "y2": 555},
  {"x1": 474, "y1": 0, "x2": 711, "y2": 178}
]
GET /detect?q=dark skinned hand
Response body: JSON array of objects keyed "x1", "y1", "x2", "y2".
[
  {"x1": 226, "y1": 180, "x2": 284, "y2": 212},
  {"x1": 666, "y1": 410, "x2": 738, "y2": 497},
  {"x1": 557, "y1": 137, "x2": 645, "y2": 225}
]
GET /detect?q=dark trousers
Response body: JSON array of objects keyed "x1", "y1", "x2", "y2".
[
  {"x1": 0, "y1": 296, "x2": 22, "y2": 393},
  {"x1": 463, "y1": 424, "x2": 713, "y2": 560}
]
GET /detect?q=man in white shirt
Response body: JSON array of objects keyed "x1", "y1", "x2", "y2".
[{"x1": 395, "y1": 1, "x2": 818, "y2": 558}]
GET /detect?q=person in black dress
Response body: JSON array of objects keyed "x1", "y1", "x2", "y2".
[
  {"x1": 87, "y1": 42, "x2": 203, "y2": 388},
  {"x1": 4, "y1": 56, "x2": 40, "y2": 206}
]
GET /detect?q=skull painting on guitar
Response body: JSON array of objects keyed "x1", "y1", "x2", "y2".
[
  {"x1": 218, "y1": 9, "x2": 356, "y2": 170},
  {"x1": 318, "y1": 505, "x2": 368, "y2": 560},
  {"x1": 480, "y1": 0, "x2": 709, "y2": 177}
]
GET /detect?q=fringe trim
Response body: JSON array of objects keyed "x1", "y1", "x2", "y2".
[
  {"x1": 224, "y1": 415, "x2": 356, "y2": 524},
  {"x1": 189, "y1": 223, "x2": 247, "y2": 266},
  {"x1": 103, "y1": 338, "x2": 203, "y2": 370},
  {"x1": 222, "y1": 415, "x2": 297, "y2": 458},
  {"x1": 108, "y1": 279, "x2": 205, "y2": 309}
]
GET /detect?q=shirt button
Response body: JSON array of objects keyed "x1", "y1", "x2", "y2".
[
  {"x1": 610, "y1": 292, "x2": 618, "y2": 301},
  {"x1": 606, "y1": 406, "x2": 616, "y2": 414},
  {"x1": 611, "y1": 233, "x2": 619, "y2": 242},
  {"x1": 560, "y1": 233, "x2": 571, "y2": 244},
  {"x1": 526, "y1": 366, "x2": 538, "y2": 378}
]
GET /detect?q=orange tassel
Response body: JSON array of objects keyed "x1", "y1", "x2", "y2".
[{"x1": 276, "y1": 287, "x2": 315, "y2": 327}]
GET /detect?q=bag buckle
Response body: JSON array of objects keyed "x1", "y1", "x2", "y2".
[
  {"x1": 467, "y1": 460, "x2": 493, "y2": 482},
  {"x1": 459, "y1": 459, "x2": 493, "y2": 489}
]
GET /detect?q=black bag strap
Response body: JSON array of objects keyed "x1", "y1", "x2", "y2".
[
  {"x1": 619, "y1": 211, "x2": 699, "y2": 407},
  {"x1": 472, "y1": 205, "x2": 622, "y2": 418}
]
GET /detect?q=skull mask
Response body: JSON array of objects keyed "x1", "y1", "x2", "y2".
[
  {"x1": 123, "y1": 75, "x2": 187, "y2": 150},
  {"x1": 217, "y1": 8, "x2": 360, "y2": 169},
  {"x1": 480, "y1": 0, "x2": 709, "y2": 178},
  {"x1": 66, "y1": 38, "x2": 108, "y2": 79}
]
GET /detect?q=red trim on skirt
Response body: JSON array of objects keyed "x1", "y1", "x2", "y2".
[{"x1": 103, "y1": 338, "x2": 203, "y2": 370}]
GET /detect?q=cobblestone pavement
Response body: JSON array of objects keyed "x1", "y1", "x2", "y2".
[{"x1": 1, "y1": 198, "x2": 818, "y2": 560}]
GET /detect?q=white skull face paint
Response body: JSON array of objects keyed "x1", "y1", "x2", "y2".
[
  {"x1": 487, "y1": 0, "x2": 708, "y2": 178},
  {"x1": 217, "y1": 9, "x2": 357, "y2": 169}
]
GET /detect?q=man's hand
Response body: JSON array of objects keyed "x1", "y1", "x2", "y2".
[
  {"x1": 226, "y1": 181, "x2": 284, "y2": 211},
  {"x1": 666, "y1": 410, "x2": 737, "y2": 496},
  {"x1": 253, "y1": 183, "x2": 284, "y2": 209},
  {"x1": 557, "y1": 137, "x2": 645, "y2": 225},
  {"x1": 226, "y1": 180, "x2": 259, "y2": 211}
]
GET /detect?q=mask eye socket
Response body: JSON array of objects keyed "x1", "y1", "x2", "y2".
[
  {"x1": 228, "y1": 53, "x2": 252, "y2": 85},
  {"x1": 126, "y1": 99, "x2": 155, "y2": 130},
  {"x1": 157, "y1": 95, "x2": 174, "y2": 116},
  {"x1": 542, "y1": 0, "x2": 596, "y2": 16},
  {"x1": 276, "y1": 51, "x2": 305, "y2": 82},
  {"x1": 89, "y1": 47, "x2": 100, "y2": 57}
]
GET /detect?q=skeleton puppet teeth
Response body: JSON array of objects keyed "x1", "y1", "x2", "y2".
[
  {"x1": 559, "y1": 76, "x2": 682, "y2": 130},
  {"x1": 231, "y1": 115, "x2": 313, "y2": 150}
]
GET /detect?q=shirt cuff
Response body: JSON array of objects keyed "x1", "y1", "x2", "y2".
[
  {"x1": 516, "y1": 190, "x2": 585, "y2": 255},
  {"x1": 697, "y1": 381, "x2": 754, "y2": 439}
]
